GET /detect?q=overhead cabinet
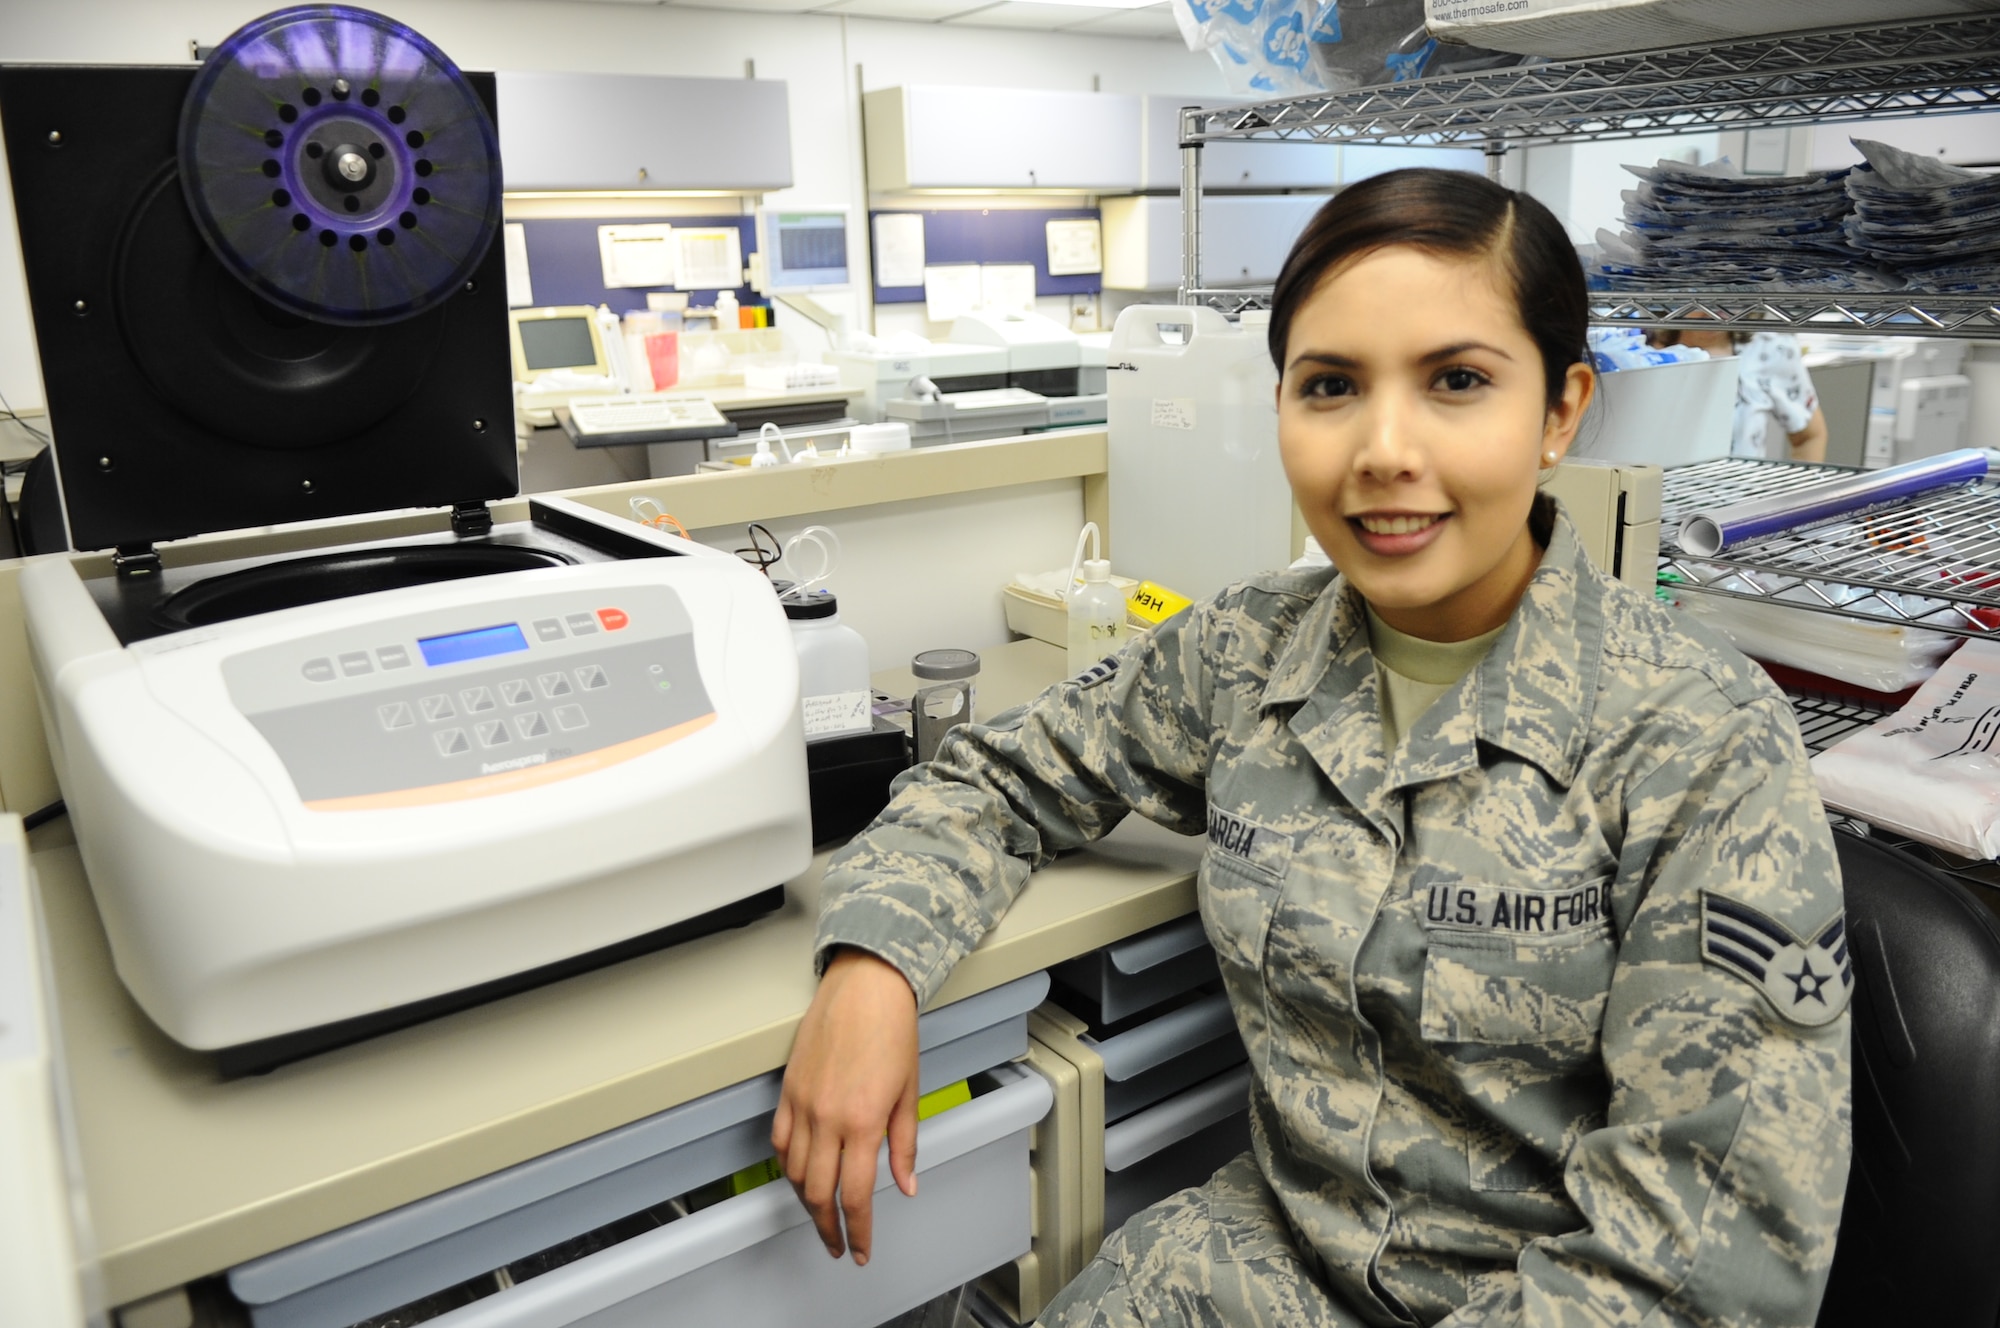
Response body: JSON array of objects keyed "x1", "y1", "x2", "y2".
[
  {"x1": 864, "y1": 86, "x2": 1141, "y2": 192},
  {"x1": 1100, "y1": 195, "x2": 1324, "y2": 291},
  {"x1": 1140, "y1": 95, "x2": 1339, "y2": 191},
  {"x1": 497, "y1": 72, "x2": 792, "y2": 192}
]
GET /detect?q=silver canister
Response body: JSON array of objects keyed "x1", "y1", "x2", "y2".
[{"x1": 910, "y1": 648, "x2": 980, "y2": 764}]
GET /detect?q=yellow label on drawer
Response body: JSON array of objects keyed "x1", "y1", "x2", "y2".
[
  {"x1": 917, "y1": 1079, "x2": 972, "y2": 1120},
  {"x1": 1127, "y1": 581, "x2": 1193, "y2": 625}
]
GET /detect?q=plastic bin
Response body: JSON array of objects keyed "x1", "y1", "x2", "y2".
[
  {"x1": 229, "y1": 972, "x2": 1051, "y2": 1328},
  {"x1": 1573, "y1": 357, "x2": 1738, "y2": 467}
]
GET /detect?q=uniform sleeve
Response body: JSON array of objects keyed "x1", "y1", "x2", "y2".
[
  {"x1": 1446, "y1": 694, "x2": 1852, "y2": 1328},
  {"x1": 1760, "y1": 337, "x2": 1820, "y2": 436},
  {"x1": 814, "y1": 606, "x2": 1218, "y2": 1005}
]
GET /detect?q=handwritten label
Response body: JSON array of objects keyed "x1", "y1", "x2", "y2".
[
  {"x1": 1151, "y1": 399, "x2": 1197, "y2": 431},
  {"x1": 803, "y1": 690, "x2": 872, "y2": 737}
]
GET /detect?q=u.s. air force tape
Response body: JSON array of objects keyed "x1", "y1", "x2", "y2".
[
  {"x1": 1700, "y1": 891, "x2": 1853, "y2": 1027},
  {"x1": 1423, "y1": 879, "x2": 1613, "y2": 938}
]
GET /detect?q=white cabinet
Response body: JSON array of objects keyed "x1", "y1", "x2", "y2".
[
  {"x1": 497, "y1": 73, "x2": 792, "y2": 192},
  {"x1": 1140, "y1": 95, "x2": 1340, "y2": 191},
  {"x1": 1100, "y1": 195, "x2": 1324, "y2": 291},
  {"x1": 863, "y1": 86, "x2": 1141, "y2": 192}
]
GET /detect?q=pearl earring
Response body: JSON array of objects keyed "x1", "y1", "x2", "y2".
[{"x1": 1543, "y1": 449, "x2": 1559, "y2": 466}]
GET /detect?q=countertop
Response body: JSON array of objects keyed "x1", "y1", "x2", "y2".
[{"x1": 34, "y1": 638, "x2": 1201, "y2": 1305}]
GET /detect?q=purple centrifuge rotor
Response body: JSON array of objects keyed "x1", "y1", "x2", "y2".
[{"x1": 178, "y1": 5, "x2": 502, "y2": 325}]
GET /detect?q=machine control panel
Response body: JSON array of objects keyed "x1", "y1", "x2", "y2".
[{"x1": 220, "y1": 585, "x2": 715, "y2": 810}]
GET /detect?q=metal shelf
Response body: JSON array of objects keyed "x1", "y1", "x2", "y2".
[
  {"x1": 1657, "y1": 457, "x2": 2000, "y2": 641},
  {"x1": 1588, "y1": 290, "x2": 2000, "y2": 338},
  {"x1": 1186, "y1": 287, "x2": 2000, "y2": 339},
  {"x1": 1174, "y1": 16, "x2": 2000, "y2": 338},
  {"x1": 1181, "y1": 16, "x2": 2000, "y2": 149},
  {"x1": 1789, "y1": 693, "x2": 1893, "y2": 754}
]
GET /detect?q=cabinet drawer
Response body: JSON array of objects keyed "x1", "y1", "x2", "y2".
[
  {"x1": 438, "y1": 1065, "x2": 1051, "y2": 1328},
  {"x1": 230, "y1": 972, "x2": 1050, "y2": 1328},
  {"x1": 1102, "y1": 1107, "x2": 1253, "y2": 1237},
  {"x1": 1051, "y1": 913, "x2": 1217, "y2": 1023}
]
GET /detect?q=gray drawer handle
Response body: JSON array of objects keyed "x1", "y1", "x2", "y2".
[
  {"x1": 424, "y1": 1067, "x2": 1053, "y2": 1328},
  {"x1": 1102, "y1": 1064, "x2": 1253, "y2": 1173},
  {"x1": 1104, "y1": 914, "x2": 1210, "y2": 975},
  {"x1": 1089, "y1": 991, "x2": 1236, "y2": 1082}
]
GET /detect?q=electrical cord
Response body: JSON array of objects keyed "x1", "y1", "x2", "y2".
[
  {"x1": 21, "y1": 799, "x2": 66, "y2": 832},
  {"x1": 0, "y1": 382, "x2": 50, "y2": 446}
]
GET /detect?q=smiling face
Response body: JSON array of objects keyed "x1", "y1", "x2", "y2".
[{"x1": 1277, "y1": 245, "x2": 1594, "y2": 642}]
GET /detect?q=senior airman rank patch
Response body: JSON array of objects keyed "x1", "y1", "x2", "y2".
[
  {"x1": 1701, "y1": 892, "x2": 1853, "y2": 1027},
  {"x1": 1073, "y1": 656, "x2": 1119, "y2": 690}
]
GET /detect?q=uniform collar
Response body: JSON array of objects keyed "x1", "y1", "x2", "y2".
[{"x1": 1260, "y1": 505, "x2": 1605, "y2": 790}]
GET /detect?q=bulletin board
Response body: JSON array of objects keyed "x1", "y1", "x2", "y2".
[
  {"x1": 869, "y1": 208, "x2": 1102, "y2": 306},
  {"x1": 511, "y1": 216, "x2": 761, "y2": 313}
]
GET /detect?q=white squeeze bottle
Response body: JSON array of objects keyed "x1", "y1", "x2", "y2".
[{"x1": 1065, "y1": 522, "x2": 1126, "y2": 675}]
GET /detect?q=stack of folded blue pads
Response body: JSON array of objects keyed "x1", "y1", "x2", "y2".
[
  {"x1": 1589, "y1": 156, "x2": 1895, "y2": 292},
  {"x1": 1845, "y1": 137, "x2": 2000, "y2": 294}
]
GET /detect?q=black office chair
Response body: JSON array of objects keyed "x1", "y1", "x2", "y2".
[{"x1": 1816, "y1": 830, "x2": 2000, "y2": 1328}]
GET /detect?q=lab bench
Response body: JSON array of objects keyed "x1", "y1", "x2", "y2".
[{"x1": 29, "y1": 638, "x2": 1207, "y2": 1323}]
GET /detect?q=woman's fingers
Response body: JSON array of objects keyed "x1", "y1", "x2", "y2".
[
  {"x1": 800, "y1": 1116, "x2": 849, "y2": 1258},
  {"x1": 888, "y1": 1079, "x2": 920, "y2": 1199},
  {"x1": 839, "y1": 1126, "x2": 884, "y2": 1266}
]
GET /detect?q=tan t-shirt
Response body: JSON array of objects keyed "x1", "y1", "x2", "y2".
[{"x1": 1365, "y1": 605, "x2": 1508, "y2": 749}]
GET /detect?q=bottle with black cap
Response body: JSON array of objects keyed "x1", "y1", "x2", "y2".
[{"x1": 783, "y1": 587, "x2": 872, "y2": 739}]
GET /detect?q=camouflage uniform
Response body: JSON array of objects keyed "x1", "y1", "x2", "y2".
[{"x1": 817, "y1": 510, "x2": 1852, "y2": 1327}]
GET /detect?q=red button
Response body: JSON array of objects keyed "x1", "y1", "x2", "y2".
[{"x1": 597, "y1": 607, "x2": 629, "y2": 631}]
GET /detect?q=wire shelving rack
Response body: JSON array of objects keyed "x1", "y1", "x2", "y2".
[
  {"x1": 1174, "y1": 16, "x2": 2000, "y2": 338},
  {"x1": 1655, "y1": 457, "x2": 2000, "y2": 639}
]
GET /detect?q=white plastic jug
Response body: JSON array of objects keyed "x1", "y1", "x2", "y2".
[{"x1": 1107, "y1": 305, "x2": 1289, "y2": 603}]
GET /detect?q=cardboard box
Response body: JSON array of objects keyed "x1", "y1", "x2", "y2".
[{"x1": 1426, "y1": 0, "x2": 2000, "y2": 59}]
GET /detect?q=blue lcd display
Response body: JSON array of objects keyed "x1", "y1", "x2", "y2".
[{"x1": 418, "y1": 623, "x2": 529, "y2": 668}]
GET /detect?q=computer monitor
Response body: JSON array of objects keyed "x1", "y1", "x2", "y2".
[
  {"x1": 760, "y1": 209, "x2": 849, "y2": 291},
  {"x1": 508, "y1": 306, "x2": 609, "y2": 383}
]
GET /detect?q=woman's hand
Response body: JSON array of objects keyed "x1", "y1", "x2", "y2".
[{"x1": 772, "y1": 947, "x2": 921, "y2": 1265}]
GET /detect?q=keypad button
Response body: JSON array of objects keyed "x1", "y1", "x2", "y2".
[
  {"x1": 377, "y1": 645, "x2": 411, "y2": 670},
  {"x1": 553, "y1": 704, "x2": 589, "y2": 731},
  {"x1": 576, "y1": 664, "x2": 609, "y2": 691},
  {"x1": 538, "y1": 671, "x2": 573, "y2": 698},
  {"x1": 500, "y1": 678, "x2": 534, "y2": 706},
  {"x1": 533, "y1": 618, "x2": 566, "y2": 643},
  {"x1": 460, "y1": 686, "x2": 496, "y2": 714},
  {"x1": 515, "y1": 712, "x2": 550, "y2": 739},
  {"x1": 565, "y1": 612, "x2": 600, "y2": 636},
  {"x1": 420, "y1": 694, "x2": 456, "y2": 722},
  {"x1": 339, "y1": 651, "x2": 374, "y2": 677},
  {"x1": 434, "y1": 728, "x2": 470, "y2": 756},
  {"x1": 476, "y1": 719, "x2": 510, "y2": 748},
  {"x1": 301, "y1": 657, "x2": 336, "y2": 683},
  {"x1": 597, "y1": 607, "x2": 629, "y2": 631},
  {"x1": 377, "y1": 701, "x2": 415, "y2": 732}
]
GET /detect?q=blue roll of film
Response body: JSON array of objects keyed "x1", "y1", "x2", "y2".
[{"x1": 1677, "y1": 449, "x2": 1995, "y2": 558}]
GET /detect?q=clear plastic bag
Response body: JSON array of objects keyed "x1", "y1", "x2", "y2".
[
  {"x1": 1813, "y1": 639, "x2": 2000, "y2": 860},
  {"x1": 1171, "y1": 0, "x2": 1528, "y2": 103},
  {"x1": 1671, "y1": 593, "x2": 1961, "y2": 695}
]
